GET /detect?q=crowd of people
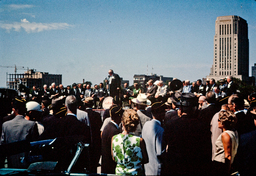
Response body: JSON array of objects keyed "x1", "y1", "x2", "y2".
[{"x1": 1, "y1": 69, "x2": 256, "y2": 176}]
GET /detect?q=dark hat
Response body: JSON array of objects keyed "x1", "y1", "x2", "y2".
[
  {"x1": 50, "y1": 97, "x2": 66, "y2": 116},
  {"x1": 175, "y1": 93, "x2": 197, "y2": 107},
  {"x1": 250, "y1": 99, "x2": 256, "y2": 108},
  {"x1": 72, "y1": 83, "x2": 77, "y2": 87},
  {"x1": 219, "y1": 79, "x2": 225, "y2": 83},
  {"x1": 151, "y1": 102, "x2": 165, "y2": 114},
  {"x1": 13, "y1": 96, "x2": 27, "y2": 115},
  {"x1": 13, "y1": 96, "x2": 26, "y2": 109},
  {"x1": 109, "y1": 105, "x2": 123, "y2": 117}
]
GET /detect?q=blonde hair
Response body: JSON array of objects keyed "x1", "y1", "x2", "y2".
[
  {"x1": 219, "y1": 110, "x2": 237, "y2": 130},
  {"x1": 122, "y1": 109, "x2": 139, "y2": 132}
]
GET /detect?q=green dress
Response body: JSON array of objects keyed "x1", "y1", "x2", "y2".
[
  {"x1": 112, "y1": 133, "x2": 144, "y2": 175},
  {"x1": 129, "y1": 88, "x2": 141, "y2": 100}
]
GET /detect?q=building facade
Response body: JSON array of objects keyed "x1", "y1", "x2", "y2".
[
  {"x1": 7, "y1": 69, "x2": 62, "y2": 90},
  {"x1": 133, "y1": 74, "x2": 173, "y2": 89},
  {"x1": 207, "y1": 15, "x2": 249, "y2": 82},
  {"x1": 252, "y1": 63, "x2": 256, "y2": 84}
]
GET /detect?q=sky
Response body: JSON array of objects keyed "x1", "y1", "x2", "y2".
[{"x1": 0, "y1": 0, "x2": 256, "y2": 87}]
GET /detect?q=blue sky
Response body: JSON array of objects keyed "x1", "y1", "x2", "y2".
[{"x1": 0, "y1": 0, "x2": 255, "y2": 87}]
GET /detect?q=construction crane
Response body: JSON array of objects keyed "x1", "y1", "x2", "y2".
[{"x1": 0, "y1": 64, "x2": 28, "y2": 74}]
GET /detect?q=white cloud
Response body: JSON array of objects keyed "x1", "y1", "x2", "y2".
[
  {"x1": 8, "y1": 4, "x2": 34, "y2": 10},
  {"x1": 0, "y1": 20, "x2": 73, "y2": 33},
  {"x1": 21, "y1": 19, "x2": 29, "y2": 23}
]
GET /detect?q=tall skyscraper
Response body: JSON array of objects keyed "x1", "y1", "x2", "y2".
[
  {"x1": 207, "y1": 15, "x2": 249, "y2": 81},
  {"x1": 252, "y1": 63, "x2": 256, "y2": 83}
]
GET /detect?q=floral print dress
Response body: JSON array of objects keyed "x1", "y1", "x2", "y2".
[{"x1": 112, "y1": 133, "x2": 144, "y2": 175}]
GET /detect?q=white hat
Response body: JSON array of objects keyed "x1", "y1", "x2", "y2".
[
  {"x1": 26, "y1": 101, "x2": 42, "y2": 112},
  {"x1": 131, "y1": 93, "x2": 151, "y2": 106},
  {"x1": 154, "y1": 80, "x2": 160, "y2": 85}
]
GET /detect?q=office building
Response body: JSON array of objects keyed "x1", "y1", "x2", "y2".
[
  {"x1": 7, "y1": 69, "x2": 62, "y2": 90},
  {"x1": 207, "y1": 15, "x2": 249, "y2": 81}
]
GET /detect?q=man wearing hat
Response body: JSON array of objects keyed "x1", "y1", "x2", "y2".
[
  {"x1": 1, "y1": 97, "x2": 39, "y2": 168},
  {"x1": 101, "y1": 105, "x2": 123, "y2": 174},
  {"x1": 83, "y1": 97, "x2": 103, "y2": 173},
  {"x1": 132, "y1": 93, "x2": 152, "y2": 137},
  {"x1": 26, "y1": 101, "x2": 44, "y2": 136},
  {"x1": 142, "y1": 101, "x2": 165, "y2": 176},
  {"x1": 162, "y1": 93, "x2": 211, "y2": 175}
]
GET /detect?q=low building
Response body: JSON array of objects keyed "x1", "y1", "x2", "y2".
[
  {"x1": 7, "y1": 69, "x2": 62, "y2": 90},
  {"x1": 133, "y1": 74, "x2": 173, "y2": 89}
]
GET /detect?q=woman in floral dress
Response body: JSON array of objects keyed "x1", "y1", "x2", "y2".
[{"x1": 111, "y1": 109, "x2": 148, "y2": 175}]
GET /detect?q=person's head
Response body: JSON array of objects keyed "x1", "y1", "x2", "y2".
[
  {"x1": 67, "y1": 85, "x2": 71, "y2": 90},
  {"x1": 232, "y1": 97, "x2": 244, "y2": 111},
  {"x1": 65, "y1": 95, "x2": 77, "y2": 114},
  {"x1": 196, "y1": 79, "x2": 202, "y2": 86},
  {"x1": 147, "y1": 79, "x2": 153, "y2": 86},
  {"x1": 72, "y1": 83, "x2": 77, "y2": 89},
  {"x1": 192, "y1": 82, "x2": 196, "y2": 87},
  {"x1": 86, "y1": 84, "x2": 91, "y2": 89},
  {"x1": 134, "y1": 83, "x2": 139, "y2": 89},
  {"x1": 108, "y1": 69, "x2": 113, "y2": 76},
  {"x1": 218, "y1": 110, "x2": 237, "y2": 130},
  {"x1": 124, "y1": 83, "x2": 128, "y2": 88},
  {"x1": 78, "y1": 83, "x2": 82, "y2": 88},
  {"x1": 84, "y1": 97, "x2": 94, "y2": 108},
  {"x1": 43, "y1": 84, "x2": 47, "y2": 90},
  {"x1": 184, "y1": 80, "x2": 190, "y2": 86},
  {"x1": 213, "y1": 87, "x2": 220, "y2": 94},
  {"x1": 59, "y1": 84, "x2": 63, "y2": 89},
  {"x1": 83, "y1": 84, "x2": 86, "y2": 89},
  {"x1": 13, "y1": 97, "x2": 27, "y2": 116},
  {"x1": 210, "y1": 78, "x2": 215, "y2": 85},
  {"x1": 26, "y1": 101, "x2": 42, "y2": 121},
  {"x1": 198, "y1": 95, "x2": 206, "y2": 105},
  {"x1": 158, "y1": 81, "x2": 164, "y2": 87},
  {"x1": 51, "y1": 82, "x2": 56, "y2": 88},
  {"x1": 122, "y1": 109, "x2": 139, "y2": 133},
  {"x1": 227, "y1": 76, "x2": 232, "y2": 83},
  {"x1": 176, "y1": 93, "x2": 198, "y2": 115},
  {"x1": 33, "y1": 86, "x2": 37, "y2": 90},
  {"x1": 206, "y1": 91, "x2": 216, "y2": 104},
  {"x1": 94, "y1": 84, "x2": 98, "y2": 89},
  {"x1": 151, "y1": 102, "x2": 166, "y2": 121},
  {"x1": 99, "y1": 83, "x2": 103, "y2": 88},
  {"x1": 109, "y1": 105, "x2": 124, "y2": 124},
  {"x1": 228, "y1": 94, "x2": 238, "y2": 112}
]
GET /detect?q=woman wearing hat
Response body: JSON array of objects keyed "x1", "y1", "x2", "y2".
[{"x1": 111, "y1": 109, "x2": 148, "y2": 175}]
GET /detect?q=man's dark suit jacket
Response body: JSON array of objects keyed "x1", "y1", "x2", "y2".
[
  {"x1": 101, "y1": 122, "x2": 121, "y2": 174},
  {"x1": 85, "y1": 108, "x2": 103, "y2": 173},
  {"x1": 109, "y1": 73, "x2": 121, "y2": 97},
  {"x1": 162, "y1": 113, "x2": 212, "y2": 175}
]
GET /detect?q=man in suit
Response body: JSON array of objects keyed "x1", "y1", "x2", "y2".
[
  {"x1": 162, "y1": 93, "x2": 211, "y2": 175},
  {"x1": 107, "y1": 69, "x2": 121, "y2": 104},
  {"x1": 58, "y1": 84, "x2": 66, "y2": 97},
  {"x1": 146, "y1": 79, "x2": 157, "y2": 103},
  {"x1": 58, "y1": 95, "x2": 90, "y2": 172},
  {"x1": 131, "y1": 93, "x2": 152, "y2": 136},
  {"x1": 101, "y1": 105, "x2": 123, "y2": 174},
  {"x1": 226, "y1": 76, "x2": 237, "y2": 96},
  {"x1": 50, "y1": 82, "x2": 58, "y2": 97},
  {"x1": 83, "y1": 97, "x2": 103, "y2": 173},
  {"x1": 41, "y1": 84, "x2": 50, "y2": 98},
  {"x1": 1, "y1": 97, "x2": 39, "y2": 168},
  {"x1": 142, "y1": 101, "x2": 165, "y2": 176}
]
